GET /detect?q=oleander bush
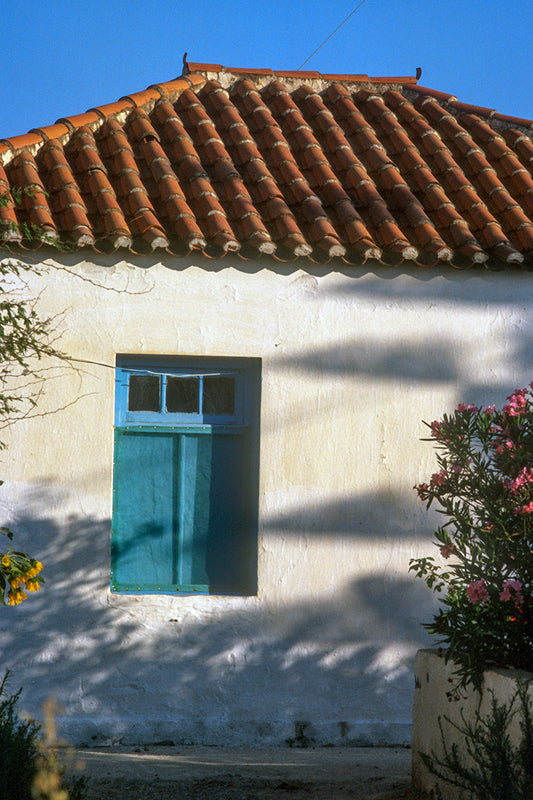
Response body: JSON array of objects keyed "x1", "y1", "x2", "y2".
[{"x1": 410, "y1": 385, "x2": 533, "y2": 689}]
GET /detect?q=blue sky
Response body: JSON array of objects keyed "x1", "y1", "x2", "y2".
[{"x1": 1, "y1": 0, "x2": 532, "y2": 141}]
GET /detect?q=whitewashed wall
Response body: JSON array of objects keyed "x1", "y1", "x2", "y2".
[{"x1": 1, "y1": 253, "x2": 531, "y2": 746}]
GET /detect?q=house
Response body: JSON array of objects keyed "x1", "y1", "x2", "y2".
[{"x1": 1, "y1": 61, "x2": 533, "y2": 746}]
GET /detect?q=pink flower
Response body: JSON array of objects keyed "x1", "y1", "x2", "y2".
[
  {"x1": 484, "y1": 405, "x2": 496, "y2": 416},
  {"x1": 519, "y1": 501, "x2": 533, "y2": 515},
  {"x1": 500, "y1": 580, "x2": 524, "y2": 607},
  {"x1": 414, "y1": 483, "x2": 429, "y2": 500},
  {"x1": 505, "y1": 467, "x2": 533, "y2": 495},
  {"x1": 466, "y1": 579, "x2": 490, "y2": 605},
  {"x1": 430, "y1": 420, "x2": 442, "y2": 437},
  {"x1": 456, "y1": 403, "x2": 479, "y2": 413},
  {"x1": 440, "y1": 543, "x2": 455, "y2": 559},
  {"x1": 430, "y1": 470, "x2": 447, "y2": 488},
  {"x1": 485, "y1": 523, "x2": 494, "y2": 532},
  {"x1": 503, "y1": 389, "x2": 527, "y2": 417}
]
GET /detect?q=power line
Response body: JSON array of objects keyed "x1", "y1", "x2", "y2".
[{"x1": 297, "y1": 0, "x2": 371, "y2": 71}]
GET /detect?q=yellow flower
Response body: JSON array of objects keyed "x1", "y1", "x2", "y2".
[
  {"x1": 34, "y1": 561, "x2": 43, "y2": 574},
  {"x1": 25, "y1": 568, "x2": 36, "y2": 579},
  {"x1": 7, "y1": 589, "x2": 27, "y2": 605},
  {"x1": 26, "y1": 580, "x2": 40, "y2": 592},
  {"x1": 1, "y1": 554, "x2": 10, "y2": 568},
  {"x1": 10, "y1": 577, "x2": 22, "y2": 590}
]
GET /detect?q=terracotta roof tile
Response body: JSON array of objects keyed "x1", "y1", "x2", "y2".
[
  {"x1": 2, "y1": 131, "x2": 43, "y2": 156},
  {"x1": 260, "y1": 81, "x2": 377, "y2": 257},
  {"x1": 200, "y1": 83, "x2": 310, "y2": 255},
  {"x1": 57, "y1": 111, "x2": 101, "y2": 133},
  {"x1": 6, "y1": 152, "x2": 58, "y2": 243},
  {"x1": 37, "y1": 140, "x2": 94, "y2": 246},
  {"x1": 294, "y1": 85, "x2": 411, "y2": 255},
  {"x1": 119, "y1": 87, "x2": 162, "y2": 108},
  {"x1": 0, "y1": 164, "x2": 20, "y2": 242},
  {"x1": 232, "y1": 79, "x2": 345, "y2": 259},
  {"x1": 2, "y1": 62, "x2": 533, "y2": 268},
  {"x1": 95, "y1": 118, "x2": 169, "y2": 251},
  {"x1": 67, "y1": 126, "x2": 132, "y2": 249},
  {"x1": 152, "y1": 99, "x2": 239, "y2": 253},
  {"x1": 126, "y1": 108, "x2": 206, "y2": 251},
  {"x1": 176, "y1": 86, "x2": 275, "y2": 254}
]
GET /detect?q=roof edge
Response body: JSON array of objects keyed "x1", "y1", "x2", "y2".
[
  {"x1": 3, "y1": 63, "x2": 533, "y2": 164},
  {"x1": 408, "y1": 83, "x2": 533, "y2": 131},
  {"x1": 187, "y1": 61, "x2": 418, "y2": 85},
  {"x1": 0, "y1": 64, "x2": 420, "y2": 164},
  {"x1": 0, "y1": 73, "x2": 207, "y2": 165}
]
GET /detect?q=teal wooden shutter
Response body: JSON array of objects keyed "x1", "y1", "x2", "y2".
[
  {"x1": 111, "y1": 358, "x2": 260, "y2": 595},
  {"x1": 112, "y1": 430, "x2": 179, "y2": 590}
]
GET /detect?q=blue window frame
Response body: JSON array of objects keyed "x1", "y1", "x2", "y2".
[{"x1": 111, "y1": 356, "x2": 260, "y2": 595}]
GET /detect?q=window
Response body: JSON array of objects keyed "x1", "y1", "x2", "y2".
[{"x1": 111, "y1": 356, "x2": 260, "y2": 595}]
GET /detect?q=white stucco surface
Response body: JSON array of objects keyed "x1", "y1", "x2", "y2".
[{"x1": 1, "y1": 253, "x2": 532, "y2": 745}]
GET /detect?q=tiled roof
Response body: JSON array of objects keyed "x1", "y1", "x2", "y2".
[{"x1": 2, "y1": 62, "x2": 533, "y2": 268}]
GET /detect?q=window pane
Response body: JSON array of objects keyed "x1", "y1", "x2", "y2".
[
  {"x1": 202, "y1": 376, "x2": 235, "y2": 415},
  {"x1": 166, "y1": 376, "x2": 199, "y2": 413},
  {"x1": 128, "y1": 375, "x2": 160, "y2": 411}
]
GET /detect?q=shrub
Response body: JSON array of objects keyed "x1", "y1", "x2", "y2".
[
  {"x1": 410, "y1": 385, "x2": 533, "y2": 688},
  {"x1": 0, "y1": 672, "x2": 87, "y2": 800},
  {"x1": 0, "y1": 671, "x2": 41, "y2": 800},
  {"x1": 421, "y1": 682, "x2": 533, "y2": 800}
]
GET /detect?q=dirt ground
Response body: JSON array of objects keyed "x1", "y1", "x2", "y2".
[
  {"x1": 65, "y1": 746, "x2": 428, "y2": 800},
  {"x1": 76, "y1": 776, "x2": 428, "y2": 800}
]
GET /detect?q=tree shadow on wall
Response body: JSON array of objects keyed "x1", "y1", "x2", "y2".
[
  {"x1": 263, "y1": 486, "x2": 433, "y2": 540},
  {"x1": 0, "y1": 504, "x2": 434, "y2": 746}
]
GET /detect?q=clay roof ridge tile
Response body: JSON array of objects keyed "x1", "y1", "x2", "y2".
[
  {"x1": 450, "y1": 99, "x2": 497, "y2": 118},
  {"x1": 145, "y1": 84, "x2": 167, "y2": 98},
  {"x1": 119, "y1": 86, "x2": 162, "y2": 109},
  {"x1": 56, "y1": 111, "x2": 101, "y2": 133},
  {"x1": 28, "y1": 124, "x2": 66, "y2": 143},
  {"x1": 0, "y1": 140, "x2": 15, "y2": 157},
  {"x1": 87, "y1": 99, "x2": 134, "y2": 121},
  {"x1": 408, "y1": 85, "x2": 458, "y2": 102},
  {"x1": 493, "y1": 113, "x2": 533, "y2": 130}
]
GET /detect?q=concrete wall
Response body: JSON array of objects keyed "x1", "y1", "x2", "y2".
[
  {"x1": 412, "y1": 650, "x2": 533, "y2": 799},
  {"x1": 1, "y1": 252, "x2": 533, "y2": 746}
]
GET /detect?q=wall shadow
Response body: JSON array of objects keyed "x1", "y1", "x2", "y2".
[
  {"x1": 263, "y1": 487, "x2": 431, "y2": 540},
  {"x1": 275, "y1": 337, "x2": 460, "y2": 383},
  {"x1": 1, "y1": 506, "x2": 433, "y2": 745}
]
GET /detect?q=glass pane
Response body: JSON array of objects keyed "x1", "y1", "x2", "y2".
[
  {"x1": 166, "y1": 376, "x2": 199, "y2": 413},
  {"x1": 202, "y1": 376, "x2": 235, "y2": 415},
  {"x1": 128, "y1": 375, "x2": 160, "y2": 411}
]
